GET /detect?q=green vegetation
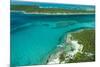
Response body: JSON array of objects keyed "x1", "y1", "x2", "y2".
[
  {"x1": 59, "y1": 52, "x2": 66, "y2": 63},
  {"x1": 11, "y1": 5, "x2": 95, "y2": 14},
  {"x1": 71, "y1": 29, "x2": 95, "y2": 53},
  {"x1": 68, "y1": 29, "x2": 95, "y2": 63},
  {"x1": 68, "y1": 52, "x2": 95, "y2": 63}
]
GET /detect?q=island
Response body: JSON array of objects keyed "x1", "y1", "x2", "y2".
[
  {"x1": 11, "y1": 5, "x2": 95, "y2": 15},
  {"x1": 11, "y1": 2, "x2": 95, "y2": 66},
  {"x1": 47, "y1": 29, "x2": 95, "y2": 64}
]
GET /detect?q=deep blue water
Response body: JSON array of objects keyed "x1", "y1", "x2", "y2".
[{"x1": 11, "y1": 12, "x2": 95, "y2": 66}]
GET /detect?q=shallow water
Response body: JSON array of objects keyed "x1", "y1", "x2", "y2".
[{"x1": 11, "y1": 12, "x2": 95, "y2": 66}]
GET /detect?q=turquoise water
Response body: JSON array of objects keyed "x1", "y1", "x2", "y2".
[{"x1": 11, "y1": 12, "x2": 95, "y2": 66}]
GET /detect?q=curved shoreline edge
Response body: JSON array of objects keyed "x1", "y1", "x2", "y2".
[
  {"x1": 46, "y1": 29, "x2": 95, "y2": 64},
  {"x1": 11, "y1": 11, "x2": 95, "y2": 66}
]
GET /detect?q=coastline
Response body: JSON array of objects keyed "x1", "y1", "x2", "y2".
[
  {"x1": 46, "y1": 29, "x2": 95, "y2": 64},
  {"x1": 11, "y1": 11, "x2": 95, "y2": 66},
  {"x1": 47, "y1": 31, "x2": 83, "y2": 64},
  {"x1": 11, "y1": 10, "x2": 95, "y2": 15},
  {"x1": 11, "y1": 2, "x2": 95, "y2": 66}
]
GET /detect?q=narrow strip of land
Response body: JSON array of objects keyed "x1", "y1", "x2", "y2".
[{"x1": 11, "y1": 5, "x2": 95, "y2": 14}]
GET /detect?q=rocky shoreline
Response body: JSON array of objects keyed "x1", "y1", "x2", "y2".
[{"x1": 46, "y1": 29, "x2": 95, "y2": 64}]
